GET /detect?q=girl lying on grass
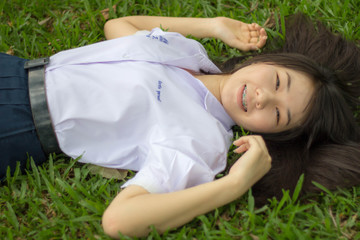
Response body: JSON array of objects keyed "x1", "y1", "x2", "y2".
[{"x1": 1, "y1": 13, "x2": 359, "y2": 238}]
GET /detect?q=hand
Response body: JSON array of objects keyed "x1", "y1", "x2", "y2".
[
  {"x1": 214, "y1": 17, "x2": 267, "y2": 51},
  {"x1": 229, "y1": 135, "x2": 272, "y2": 186}
]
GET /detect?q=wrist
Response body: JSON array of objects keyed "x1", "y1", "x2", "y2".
[
  {"x1": 211, "y1": 17, "x2": 225, "y2": 39},
  {"x1": 221, "y1": 172, "x2": 252, "y2": 200},
  {"x1": 193, "y1": 17, "x2": 220, "y2": 38}
]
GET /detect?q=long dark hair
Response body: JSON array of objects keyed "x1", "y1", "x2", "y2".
[{"x1": 223, "y1": 13, "x2": 360, "y2": 204}]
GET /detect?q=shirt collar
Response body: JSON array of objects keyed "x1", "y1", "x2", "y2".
[
  {"x1": 180, "y1": 69, "x2": 235, "y2": 131},
  {"x1": 204, "y1": 91, "x2": 235, "y2": 131}
]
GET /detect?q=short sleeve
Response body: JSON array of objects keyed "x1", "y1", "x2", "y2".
[
  {"x1": 47, "y1": 27, "x2": 221, "y2": 74},
  {"x1": 121, "y1": 131, "x2": 227, "y2": 193},
  {"x1": 138, "y1": 28, "x2": 222, "y2": 74}
]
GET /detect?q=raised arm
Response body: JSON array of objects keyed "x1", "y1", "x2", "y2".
[
  {"x1": 102, "y1": 135, "x2": 272, "y2": 238},
  {"x1": 104, "y1": 16, "x2": 267, "y2": 51}
]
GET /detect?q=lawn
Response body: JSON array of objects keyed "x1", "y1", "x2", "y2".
[{"x1": 1, "y1": 0, "x2": 360, "y2": 239}]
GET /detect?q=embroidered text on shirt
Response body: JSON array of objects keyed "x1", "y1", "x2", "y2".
[
  {"x1": 146, "y1": 34, "x2": 169, "y2": 44},
  {"x1": 157, "y1": 80, "x2": 163, "y2": 102}
]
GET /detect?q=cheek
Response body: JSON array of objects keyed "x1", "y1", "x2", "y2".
[{"x1": 241, "y1": 112, "x2": 275, "y2": 132}]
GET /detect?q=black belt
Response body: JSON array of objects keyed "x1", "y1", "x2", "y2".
[{"x1": 24, "y1": 58, "x2": 61, "y2": 155}]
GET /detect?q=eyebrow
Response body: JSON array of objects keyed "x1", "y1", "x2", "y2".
[
  {"x1": 286, "y1": 72, "x2": 292, "y2": 126},
  {"x1": 287, "y1": 72, "x2": 292, "y2": 92}
]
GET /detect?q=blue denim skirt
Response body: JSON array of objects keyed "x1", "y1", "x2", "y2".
[{"x1": 0, "y1": 53, "x2": 46, "y2": 180}]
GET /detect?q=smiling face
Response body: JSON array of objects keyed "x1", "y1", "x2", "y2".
[{"x1": 220, "y1": 63, "x2": 315, "y2": 133}]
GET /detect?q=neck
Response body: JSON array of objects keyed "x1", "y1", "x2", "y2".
[{"x1": 194, "y1": 74, "x2": 229, "y2": 104}]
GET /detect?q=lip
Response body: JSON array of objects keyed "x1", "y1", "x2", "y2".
[{"x1": 237, "y1": 85, "x2": 247, "y2": 112}]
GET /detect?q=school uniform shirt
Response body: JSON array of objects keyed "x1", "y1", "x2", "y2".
[{"x1": 45, "y1": 28, "x2": 235, "y2": 193}]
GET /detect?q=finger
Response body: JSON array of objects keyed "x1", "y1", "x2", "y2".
[
  {"x1": 249, "y1": 38, "x2": 258, "y2": 43},
  {"x1": 250, "y1": 30, "x2": 259, "y2": 37},
  {"x1": 248, "y1": 28, "x2": 267, "y2": 45},
  {"x1": 256, "y1": 28, "x2": 268, "y2": 47},
  {"x1": 234, "y1": 135, "x2": 266, "y2": 151},
  {"x1": 256, "y1": 35, "x2": 267, "y2": 48},
  {"x1": 244, "y1": 30, "x2": 251, "y2": 41},
  {"x1": 233, "y1": 135, "x2": 257, "y2": 146},
  {"x1": 247, "y1": 23, "x2": 255, "y2": 31},
  {"x1": 249, "y1": 23, "x2": 262, "y2": 31},
  {"x1": 234, "y1": 40, "x2": 259, "y2": 51},
  {"x1": 233, "y1": 143, "x2": 250, "y2": 154},
  {"x1": 259, "y1": 27, "x2": 267, "y2": 37},
  {"x1": 249, "y1": 23, "x2": 265, "y2": 36},
  {"x1": 233, "y1": 137, "x2": 245, "y2": 146},
  {"x1": 254, "y1": 23, "x2": 263, "y2": 31}
]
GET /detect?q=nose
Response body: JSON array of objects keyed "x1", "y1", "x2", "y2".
[{"x1": 255, "y1": 88, "x2": 274, "y2": 109}]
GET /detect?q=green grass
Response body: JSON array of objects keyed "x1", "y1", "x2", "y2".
[{"x1": 1, "y1": 0, "x2": 360, "y2": 239}]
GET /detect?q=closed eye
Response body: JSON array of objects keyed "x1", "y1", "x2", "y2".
[
  {"x1": 275, "y1": 73, "x2": 280, "y2": 90},
  {"x1": 276, "y1": 107, "x2": 280, "y2": 125}
]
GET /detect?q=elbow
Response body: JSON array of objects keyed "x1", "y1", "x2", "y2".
[
  {"x1": 102, "y1": 213, "x2": 118, "y2": 238},
  {"x1": 102, "y1": 209, "x2": 129, "y2": 238},
  {"x1": 104, "y1": 19, "x2": 115, "y2": 31},
  {"x1": 102, "y1": 208, "x2": 149, "y2": 238},
  {"x1": 104, "y1": 17, "x2": 131, "y2": 40},
  {"x1": 103, "y1": 19, "x2": 115, "y2": 39}
]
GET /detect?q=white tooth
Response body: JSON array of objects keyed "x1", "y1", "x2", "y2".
[
  {"x1": 245, "y1": 87, "x2": 247, "y2": 110},
  {"x1": 242, "y1": 86, "x2": 247, "y2": 111}
]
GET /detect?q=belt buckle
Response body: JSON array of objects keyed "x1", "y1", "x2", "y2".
[{"x1": 24, "y1": 57, "x2": 50, "y2": 69}]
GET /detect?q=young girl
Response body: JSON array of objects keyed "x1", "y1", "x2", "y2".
[
  {"x1": 1, "y1": 14, "x2": 359, "y2": 238},
  {"x1": 101, "y1": 15, "x2": 360, "y2": 238}
]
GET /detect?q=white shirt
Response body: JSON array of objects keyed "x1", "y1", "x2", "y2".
[{"x1": 45, "y1": 28, "x2": 234, "y2": 193}]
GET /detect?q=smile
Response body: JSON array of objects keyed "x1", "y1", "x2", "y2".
[
  {"x1": 242, "y1": 85, "x2": 248, "y2": 112},
  {"x1": 237, "y1": 85, "x2": 248, "y2": 112}
]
